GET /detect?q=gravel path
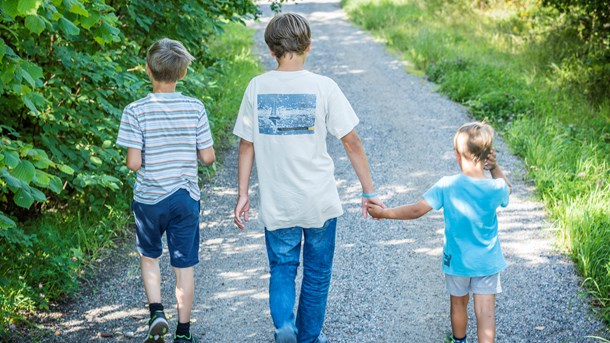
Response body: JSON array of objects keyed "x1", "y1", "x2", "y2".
[{"x1": 35, "y1": 1, "x2": 608, "y2": 342}]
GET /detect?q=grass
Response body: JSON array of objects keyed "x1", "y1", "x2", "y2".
[
  {"x1": 0, "y1": 21, "x2": 262, "y2": 338},
  {"x1": 342, "y1": 0, "x2": 610, "y2": 326}
]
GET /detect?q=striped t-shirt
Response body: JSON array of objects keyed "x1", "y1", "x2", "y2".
[{"x1": 116, "y1": 92, "x2": 213, "y2": 205}]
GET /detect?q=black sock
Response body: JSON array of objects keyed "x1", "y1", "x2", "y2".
[
  {"x1": 149, "y1": 303, "x2": 164, "y2": 317},
  {"x1": 453, "y1": 335, "x2": 467, "y2": 343},
  {"x1": 176, "y1": 322, "x2": 190, "y2": 337}
]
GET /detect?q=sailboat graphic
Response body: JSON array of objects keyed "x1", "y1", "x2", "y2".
[
  {"x1": 269, "y1": 99, "x2": 280, "y2": 128},
  {"x1": 258, "y1": 94, "x2": 316, "y2": 135}
]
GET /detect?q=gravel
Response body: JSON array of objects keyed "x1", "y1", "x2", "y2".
[{"x1": 29, "y1": 0, "x2": 608, "y2": 342}]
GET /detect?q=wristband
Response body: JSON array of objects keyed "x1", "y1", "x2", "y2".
[{"x1": 361, "y1": 192, "x2": 377, "y2": 198}]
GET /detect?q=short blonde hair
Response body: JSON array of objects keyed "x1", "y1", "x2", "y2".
[
  {"x1": 453, "y1": 121, "x2": 495, "y2": 163},
  {"x1": 264, "y1": 12, "x2": 311, "y2": 59},
  {"x1": 146, "y1": 38, "x2": 194, "y2": 82}
]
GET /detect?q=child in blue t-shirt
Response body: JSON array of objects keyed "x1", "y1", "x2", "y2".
[{"x1": 367, "y1": 122, "x2": 512, "y2": 343}]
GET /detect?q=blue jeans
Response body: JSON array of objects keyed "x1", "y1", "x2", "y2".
[{"x1": 265, "y1": 218, "x2": 337, "y2": 343}]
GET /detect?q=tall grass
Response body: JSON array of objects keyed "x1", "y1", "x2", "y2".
[
  {"x1": 343, "y1": 0, "x2": 610, "y2": 324},
  {"x1": 0, "y1": 22, "x2": 262, "y2": 337}
]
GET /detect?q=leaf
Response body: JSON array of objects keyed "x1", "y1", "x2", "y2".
[
  {"x1": 2, "y1": 173, "x2": 22, "y2": 191},
  {"x1": 2, "y1": 151, "x2": 19, "y2": 168},
  {"x1": 17, "y1": 0, "x2": 42, "y2": 16},
  {"x1": 68, "y1": 1, "x2": 88, "y2": 16},
  {"x1": 48, "y1": 175, "x2": 62, "y2": 193},
  {"x1": 80, "y1": 11, "x2": 100, "y2": 29},
  {"x1": 25, "y1": 15, "x2": 45, "y2": 34},
  {"x1": 58, "y1": 164, "x2": 74, "y2": 175},
  {"x1": 58, "y1": 17, "x2": 80, "y2": 36},
  {"x1": 12, "y1": 160, "x2": 36, "y2": 183},
  {"x1": 1, "y1": 0, "x2": 20, "y2": 18},
  {"x1": 22, "y1": 92, "x2": 46, "y2": 112},
  {"x1": 0, "y1": 39, "x2": 6, "y2": 63},
  {"x1": 22, "y1": 61, "x2": 43, "y2": 80},
  {"x1": 22, "y1": 93, "x2": 39, "y2": 114},
  {"x1": 33, "y1": 169, "x2": 50, "y2": 187},
  {"x1": 14, "y1": 187, "x2": 35, "y2": 208},
  {"x1": 90, "y1": 156, "x2": 102, "y2": 165},
  {"x1": 30, "y1": 186, "x2": 46, "y2": 202},
  {"x1": 19, "y1": 68, "x2": 36, "y2": 88},
  {"x1": 0, "y1": 212, "x2": 16, "y2": 229}
]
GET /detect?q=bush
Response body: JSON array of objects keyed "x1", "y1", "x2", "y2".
[{"x1": 0, "y1": 0, "x2": 263, "y2": 334}]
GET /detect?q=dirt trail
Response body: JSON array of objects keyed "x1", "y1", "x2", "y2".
[{"x1": 35, "y1": 1, "x2": 607, "y2": 342}]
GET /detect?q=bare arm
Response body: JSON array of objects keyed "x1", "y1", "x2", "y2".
[
  {"x1": 234, "y1": 139, "x2": 254, "y2": 229},
  {"x1": 340, "y1": 129, "x2": 385, "y2": 218},
  {"x1": 367, "y1": 199, "x2": 432, "y2": 220},
  {"x1": 126, "y1": 148, "x2": 142, "y2": 171},
  {"x1": 485, "y1": 149, "x2": 512, "y2": 194},
  {"x1": 198, "y1": 146, "x2": 216, "y2": 165}
]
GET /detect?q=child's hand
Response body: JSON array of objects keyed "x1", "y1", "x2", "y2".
[
  {"x1": 234, "y1": 195, "x2": 250, "y2": 230},
  {"x1": 484, "y1": 148, "x2": 497, "y2": 170},
  {"x1": 366, "y1": 203, "x2": 385, "y2": 219},
  {"x1": 362, "y1": 196, "x2": 385, "y2": 220}
]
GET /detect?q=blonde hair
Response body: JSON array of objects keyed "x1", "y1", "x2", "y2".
[
  {"x1": 146, "y1": 38, "x2": 194, "y2": 82},
  {"x1": 264, "y1": 12, "x2": 311, "y2": 59},
  {"x1": 453, "y1": 121, "x2": 495, "y2": 163}
]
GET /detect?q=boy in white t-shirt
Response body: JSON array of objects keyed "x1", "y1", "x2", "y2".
[
  {"x1": 232, "y1": 12, "x2": 384, "y2": 343},
  {"x1": 367, "y1": 122, "x2": 512, "y2": 343}
]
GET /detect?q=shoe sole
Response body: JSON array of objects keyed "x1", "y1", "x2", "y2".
[{"x1": 144, "y1": 317, "x2": 169, "y2": 343}]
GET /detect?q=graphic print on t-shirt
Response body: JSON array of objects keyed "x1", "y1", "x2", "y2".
[{"x1": 258, "y1": 94, "x2": 316, "y2": 135}]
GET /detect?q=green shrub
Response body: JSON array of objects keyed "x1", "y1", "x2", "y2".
[{"x1": 0, "y1": 0, "x2": 264, "y2": 335}]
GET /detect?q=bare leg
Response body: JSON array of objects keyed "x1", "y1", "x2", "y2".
[
  {"x1": 450, "y1": 294, "x2": 469, "y2": 339},
  {"x1": 174, "y1": 267, "x2": 195, "y2": 323},
  {"x1": 474, "y1": 294, "x2": 496, "y2": 343},
  {"x1": 140, "y1": 256, "x2": 162, "y2": 304}
]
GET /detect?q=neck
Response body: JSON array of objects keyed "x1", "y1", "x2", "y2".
[
  {"x1": 459, "y1": 159, "x2": 486, "y2": 178},
  {"x1": 276, "y1": 53, "x2": 306, "y2": 71},
  {"x1": 151, "y1": 80, "x2": 178, "y2": 93}
]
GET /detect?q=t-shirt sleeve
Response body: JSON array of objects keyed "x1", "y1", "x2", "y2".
[
  {"x1": 196, "y1": 106, "x2": 214, "y2": 150},
  {"x1": 326, "y1": 82, "x2": 359, "y2": 139},
  {"x1": 232, "y1": 81, "x2": 255, "y2": 142},
  {"x1": 423, "y1": 178, "x2": 445, "y2": 211},
  {"x1": 116, "y1": 107, "x2": 143, "y2": 149}
]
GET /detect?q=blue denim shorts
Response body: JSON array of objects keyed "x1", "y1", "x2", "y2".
[{"x1": 132, "y1": 189, "x2": 200, "y2": 268}]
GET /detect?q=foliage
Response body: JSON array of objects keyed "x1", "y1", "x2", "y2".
[
  {"x1": 540, "y1": 0, "x2": 610, "y2": 102},
  {"x1": 0, "y1": 0, "x2": 262, "y2": 335},
  {"x1": 344, "y1": 0, "x2": 610, "y2": 327}
]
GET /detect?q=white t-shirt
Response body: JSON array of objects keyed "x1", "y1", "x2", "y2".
[{"x1": 233, "y1": 70, "x2": 359, "y2": 230}]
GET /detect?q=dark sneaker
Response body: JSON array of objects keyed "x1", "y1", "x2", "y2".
[
  {"x1": 173, "y1": 333, "x2": 197, "y2": 343},
  {"x1": 144, "y1": 311, "x2": 169, "y2": 343},
  {"x1": 444, "y1": 334, "x2": 468, "y2": 343}
]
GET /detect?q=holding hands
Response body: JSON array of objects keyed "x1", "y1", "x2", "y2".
[{"x1": 361, "y1": 193, "x2": 385, "y2": 220}]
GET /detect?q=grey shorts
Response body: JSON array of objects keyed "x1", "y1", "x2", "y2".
[{"x1": 445, "y1": 273, "x2": 502, "y2": 296}]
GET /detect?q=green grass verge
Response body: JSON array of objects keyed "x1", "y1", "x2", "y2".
[
  {"x1": 343, "y1": 0, "x2": 610, "y2": 324},
  {"x1": 0, "y1": 22, "x2": 262, "y2": 337}
]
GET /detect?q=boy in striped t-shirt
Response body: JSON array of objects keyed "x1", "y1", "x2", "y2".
[{"x1": 116, "y1": 38, "x2": 215, "y2": 343}]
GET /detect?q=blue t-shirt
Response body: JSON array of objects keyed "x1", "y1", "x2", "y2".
[{"x1": 423, "y1": 174, "x2": 510, "y2": 277}]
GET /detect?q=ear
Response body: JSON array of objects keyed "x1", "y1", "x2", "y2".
[
  {"x1": 179, "y1": 69, "x2": 187, "y2": 81},
  {"x1": 455, "y1": 149, "x2": 463, "y2": 168},
  {"x1": 305, "y1": 44, "x2": 311, "y2": 53},
  {"x1": 269, "y1": 48, "x2": 276, "y2": 57},
  {"x1": 145, "y1": 63, "x2": 156, "y2": 82}
]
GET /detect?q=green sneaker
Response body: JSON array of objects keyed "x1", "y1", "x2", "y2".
[
  {"x1": 173, "y1": 333, "x2": 197, "y2": 343},
  {"x1": 144, "y1": 310, "x2": 169, "y2": 343}
]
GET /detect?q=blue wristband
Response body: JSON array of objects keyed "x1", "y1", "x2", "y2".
[{"x1": 361, "y1": 192, "x2": 377, "y2": 198}]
